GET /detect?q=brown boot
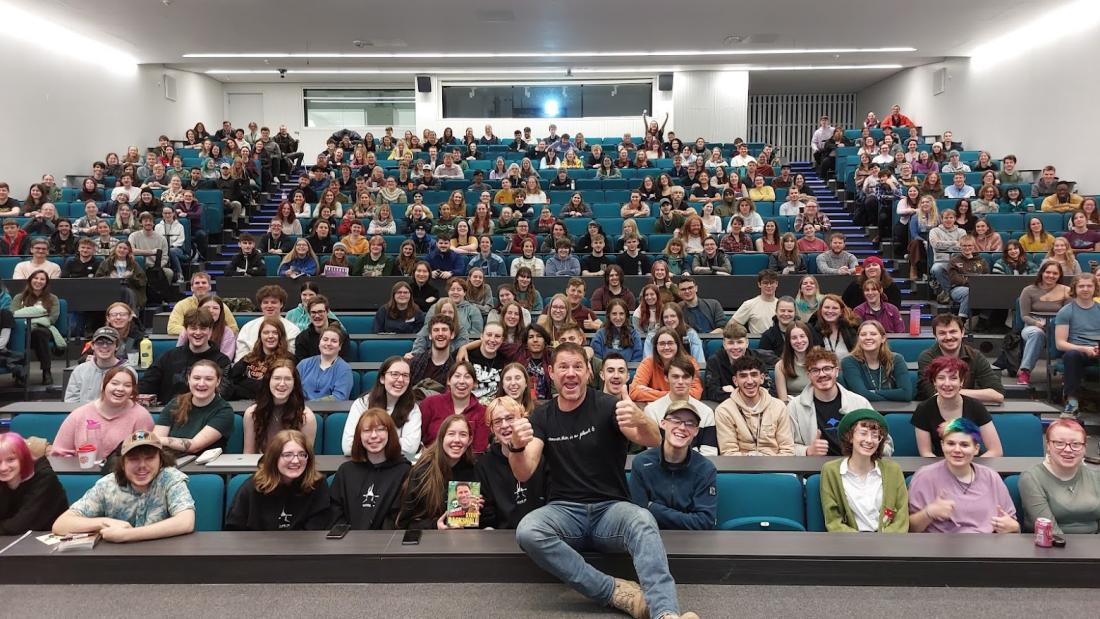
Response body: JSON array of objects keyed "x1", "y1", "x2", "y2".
[
  {"x1": 610, "y1": 578, "x2": 648, "y2": 619},
  {"x1": 657, "y1": 613, "x2": 701, "y2": 619}
]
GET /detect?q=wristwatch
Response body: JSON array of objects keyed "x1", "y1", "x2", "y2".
[{"x1": 506, "y1": 442, "x2": 527, "y2": 453}]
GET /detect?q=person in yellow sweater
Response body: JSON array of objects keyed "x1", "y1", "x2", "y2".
[
  {"x1": 714, "y1": 356, "x2": 794, "y2": 455},
  {"x1": 1018, "y1": 216, "x2": 1056, "y2": 253},
  {"x1": 819, "y1": 409, "x2": 909, "y2": 533},
  {"x1": 166, "y1": 271, "x2": 239, "y2": 335},
  {"x1": 1040, "y1": 181, "x2": 1084, "y2": 213}
]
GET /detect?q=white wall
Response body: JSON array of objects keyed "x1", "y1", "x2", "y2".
[
  {"x1": 672, "y1": 70, "x2": 749, "y2": 143},
  {"x1": 0, "y1": 35, "x2": 222, "y2": 189},
  {"x1": 857, "y1": 34, "x2": 1100, "y2": 191}
]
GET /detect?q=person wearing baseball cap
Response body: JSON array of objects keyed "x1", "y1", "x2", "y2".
[
  {"x1": 52, "y1": 430, "x2": 196, "y2": 542},
  {"x1": 64, "y1": 327, "x2": 136, "y2": 403},
  {"x1": 819, "y1": 409, "x2": 909, "y2": 533},
  {"x1": 628, "y1": 399, "x2": 718, "y2": 531}
]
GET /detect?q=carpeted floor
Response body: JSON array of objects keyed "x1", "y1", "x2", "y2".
[{"x1": 5, "y1": 583, "x2": 1099, "y2": 618}]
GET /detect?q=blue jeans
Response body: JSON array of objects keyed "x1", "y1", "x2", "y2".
[
  {"x1": 1021, "y1": 325, "x2": 1046, "y2": 372},
  {"x1": 950, "y1": 286, "x2": 970, "y2": 317},
  {"x1": 1062, "y1": 349, "x2": 1096, "y2": 399},
  {"x1": 167, "y1": 247, "x2": 185, "y2": 281},
  {"x1": 516, "y1": 500, "x2": 679, "y2": 617},
  {"x1": 930, "y1": 262, "x2": 950, "y2": 291}
]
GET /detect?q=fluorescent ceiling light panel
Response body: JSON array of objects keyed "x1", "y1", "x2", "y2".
[
  {"x1": 969, "y1": 0, "x2": 1099, "y2": 70},
  {"x1": 186, "y1": 47, "x2": 915, "y2": 59},
  {"x1": 208, "y1": 64, "x2": 901, "y2": 76},
  {"x1": 0, "y1": 2, "x2": 138, "y2": 75}
]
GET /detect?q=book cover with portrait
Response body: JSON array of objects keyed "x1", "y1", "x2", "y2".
[{"x1": 445, "y1": 480, "x2": 481, "y2": 528}]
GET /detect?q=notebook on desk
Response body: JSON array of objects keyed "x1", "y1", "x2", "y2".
[{"x1": 205, "y1": 454, "x2": 262, "y2": 468}]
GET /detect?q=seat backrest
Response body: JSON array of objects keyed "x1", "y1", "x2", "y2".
[
  {"x1": 10, "y1": 414, "x2": 64, "y2": 443},
  {"x1": 885, "y1": 413, "x2": 919, "y2": 457},
  {"x1": 225, "y1": 473, "x2": 252, "y2": 514},
  {"x1": 714, "y1": 472, "x2": 806, "y2": 531},
  {"x1": 57, "y1": 474, "x2": 101, "y2": 505},
  {"x1": 226, "y1": 414, "x2": 244, "y2": 454},
  {"x1": 992, "y1": 414, "x2": 1044, "y2": 457},
  {"x1": 804, "y1": 474, "x2": 826, "y2": 532},
  {"x1": 323, "y1": 412, "x2": 350, "y2": 455},
  {"x1": 358, "y1": 339, "x2": 414, "y2": 362},
  {"x1": 1003, "y1": 474, "x2": 1025, "y2": 527},
  {"x1": 188, "y1": 474, "x2": 226, "y2": 532}
]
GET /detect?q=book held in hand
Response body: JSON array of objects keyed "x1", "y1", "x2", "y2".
[
  {"x1": 445, "y1": 480, "x2": 481, "y2": 528},
  {"x1": 323, "y1": 264, "x2": 350, "y2": 277}
]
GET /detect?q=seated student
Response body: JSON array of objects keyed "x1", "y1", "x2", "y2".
[
  {"x1": 561, "y1": 278, "x2": 602, "y2": 331},
  {"x1": 427, "y1": 233, "x2": 468, "y2": 280},
  {"x1": 591, "y1": 298, "x2": 645, "y2": 362},
  {"x1": 690, "y1": 236, "x2": 732, "y2": 275},
  {"x1": 225, "y1": 429, "x2": 331, "y2": 531},
  {"x1": 409, "y1": 314, "x2": 458, "y2": 386},
  {"x1": 296, "y1": 325, "x2": 354, "y2": 400},
  {"x1": 14, "y1": 239, "x2": 61, "y2": 280},
  {"x1": 476, "y1": 396, "x2": 548, "y2": 529},
  {"x1": 356, "y1": 234, "x2": 395, "y2": 277},
  {"x1": 495, "y1": 363, "x2": 537, "y2": 413},
  {"x1": 0, "y1": 432, "x2": 69, "y2": 534},
  {"x1": 908, "y1": 418, "x2": 1019, "y2": 534},
  {"x1": 277, "y1": 238, "x2": 319, "y2": 279},
  {"x1": 912, "y1": 356, "x2": 1004, "y2": 458},
  {"x1": 225, "y1": 234, "x2": 264, "y2": 277},
  {"x1": 175, "y1": 295, "x2": 236, "y2": 359},
  {"x1": 672, "y1": 275, "x2": 720, "y2": 336},
  {"x1": 852, "y1": 279, "x2": 905, "y2": 333},
  {"x1": 396, "y1": 414, "x2": 478, "y2": 530},
  {"x1": 410, "y1": 279, "x2": 484, "y2": 354},
  {"x1": 344, "y1": 356, "x2": 422, "y2": 460},
  {"x1": 64, "y1": 327, "x2": 132, "y2": 403},
  {"x1": 1054, "y1": 273, "x2": 1100, "y2": 417},
  {"x1": 372, "y1": 281, "x2": 426, "y2": 335},
  {"x1": 616, "y1": 233, "x2": 651, "y2": 276},
  {"x1": 643, "y1": 302, "x2": 706, "y2": 364},
  {"x1": 788, "y1": 348, "x2": 880, "y2": 456},
  {"x1": 153, "y1": 359, "x2": 235, "y2": 454},
  {"x1": 227, "y1": 316, "x2": 293, "y2": 400},
  {"x1": 774, "y1": 322, "x2": 815, "y2": 402},
  {"x1": 916, "y1": 314, "x2": 1004, "y2": 404},
  {"x1": 243, "y1": 360, "x2": 317, "y2": 454},
  {"x1": 258, "y1": 219, "x2": 294, "y2": 255},
  {"x1": 102, "y1": 301, "x2": 145, "y2": 361},
  {"x1": 715, "y1": 356, "x2": 794, "y2": 456},
  {"x1": 1019, "y1": 419, "x2": 1100, "y2": 534},
  {"x1": 580, "y1": 233, "x2": 612, "y2": 276},
  {"x1": 840, "y1": 320, "x2": 914, "y2": 402},
  {"x1": 544, "y1": 239, "x2": 581, "y2": 277},
  {"x1": 704, "y1": 322, "x2": 777, "y2": 402},
  {"x1": 820, "y1": 409, "x2": 909, "y2": 533},
  {"x1": 235, "y1": 285, "x2": 301, "y2": 362},
  {"x1": 731, "y1": 269, "x2": 780, "y2": 337},
  {"x1": 536, "y1": 294, "x2": 582, "y2": 346},
  {"x1": 61, "y1": 238, "x2": 101, "y2": 278},
  {"x1": 590, "y1": 265, "x2": 637, "y2": 312},
  {"x1": 597, "y1": 353, "x2": 631, "y2": 400},
  {"x1": 52, "y1": 431, "x2": 195, "y2": 542},
  {"x1": 51, "y1": 366, "x2": 151, "y2": 457},
  {"x1": 139, "y1": 309, "x2": 231, "y2": 406},
  {"x1": 294, "y1": 295, "x2": 353, "y2": 360},
  {"x1": 630, "y1": 326, "x2": 704, "y2": 403},
  {"x1": 808, "y1": 294, "x2": 859, "y2": 360},
  {"x1": 640, "y1": 358, "x2": 717, "y2": 456},
  {"x1": 330, "y1": 408, "x2": 412, "y2": 529},
  {"x1": 629, "y1": 402, "x2": 719, "y2": 530},
  {"x1": 165, "y1": 272, "x2": 239, "y2": 336},
  {"x1": 419, "y1": 362, "x2": 489, "y2": 453}
]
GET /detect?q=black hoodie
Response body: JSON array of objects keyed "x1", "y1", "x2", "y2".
[
  {"x1": 225, "y1": 476, "x2": 331, "y2": 531},
  {"x1": 475, "y1": 443, "x2": 548, "y2": 529},
  {"x1": 329, "y1": 458, "x2": 412, "y2": 530}
]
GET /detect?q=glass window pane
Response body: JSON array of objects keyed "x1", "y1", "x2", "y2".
[
  {"x1": 442, "y1": 83, "x2": 651, "y2": 118},
  {"x1": 303, "y1": 89, "x2": 415, "y2": 128},
  {"x1": 581, "y1": 84, "x2": 651, "y2": 117}
]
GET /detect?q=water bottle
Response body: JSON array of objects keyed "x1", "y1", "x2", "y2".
[
  {"x1": 909, "y1": 303, "x2": 921, "y2": 336},
  {"x1": 139, "y1": 337, "x2": 153, "y2": 369},
  {"x1": 85, "y1": 419, "x2": 101, "y2": 459}
]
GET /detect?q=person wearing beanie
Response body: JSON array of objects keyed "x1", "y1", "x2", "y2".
[
  {"x1": 841, "y1": 255, "x2": 903, "y2": 309},
  {"x1": 819, "y1": 408, "x2": 909, "y2": 533},
  {"x1": 907, "y1": 417, "x2": 1019, "y2": 534}
]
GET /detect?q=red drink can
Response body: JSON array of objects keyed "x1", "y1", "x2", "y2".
[{"x1": 1034, "y1": 518, "x2": 1053, "y2": 547}]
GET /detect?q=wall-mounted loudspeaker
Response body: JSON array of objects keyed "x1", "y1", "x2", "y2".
[
  {"x1": 416, "y1": 76, "x2": 432, "y2": 93},
  {"x1": 658, "y1": 73, "x2": 673, "y2": 92}
]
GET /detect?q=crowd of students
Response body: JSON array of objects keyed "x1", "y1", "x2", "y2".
[{"x1": 1, "y1": 111, "x2": 1099, "y2": 619}]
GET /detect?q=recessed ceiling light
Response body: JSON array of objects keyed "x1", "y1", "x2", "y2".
[{"x1": 185, "y1": 46, "x2": 915, "y2": 59}]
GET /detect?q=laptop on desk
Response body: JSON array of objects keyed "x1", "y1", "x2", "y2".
[{"x1": 205, "y1": 454, "x2": 262, "y2": 468}]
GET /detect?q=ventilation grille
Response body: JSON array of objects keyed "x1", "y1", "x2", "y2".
[{"x1": 163, "y1": 74, "x2": 177, "y2": 101}]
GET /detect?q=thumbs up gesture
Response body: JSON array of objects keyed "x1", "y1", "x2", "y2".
[
  {"x1": 615, "y1": 390, "x2": 645, "y2": 431},
  {"x1": 925, "y1": 492, "x2": 956, "y2": 521},
  {"x1": 510, "y1": 416, "x2": 534, "y2": 451},
  {"x1": 806, "y1": 430, "x2": 830, "y2": 456},
  {"x1": 991, "y1": 505, "x2": 1020, "y2": 534}
]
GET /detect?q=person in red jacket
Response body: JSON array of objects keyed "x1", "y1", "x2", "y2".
[
  {"x1": 0, "y1": 219, "x2": 29, "y2": 255},
  {"x1": 419, "y1": 361, "x2": 489, "y2": 453},
  {"x1": 880, "y1": 104, "x2": 916, "y2": 128}
]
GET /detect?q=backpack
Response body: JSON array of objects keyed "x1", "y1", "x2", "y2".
[{"x1": 993, "y1": 332, "x2": 1023, "y2": 375}]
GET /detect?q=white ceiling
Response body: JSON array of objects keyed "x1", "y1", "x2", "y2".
[{"x1": 16, "y1": 0, "x2": 1061, "y2": 92}]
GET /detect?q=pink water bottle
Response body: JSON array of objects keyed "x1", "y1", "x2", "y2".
[
  {"x1": 909, "y1": 303, "x2": 921, "y2": 336},
  {"x1": 85, "y1": 419, "x2": 101, "y2": 459}
]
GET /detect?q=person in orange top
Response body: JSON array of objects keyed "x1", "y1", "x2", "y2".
[{"x1": 628, "y1": 326, "x2": 703, "y2": 403}]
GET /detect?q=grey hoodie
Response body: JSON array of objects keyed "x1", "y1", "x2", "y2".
[{"x1": 64, "y1": 357, "x2": 136, "y2": 403}]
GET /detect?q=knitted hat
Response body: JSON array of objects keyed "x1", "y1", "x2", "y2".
[
  {"x1": 837, "y1": 409, "x2": 888, "y2": 439},
  {"x1": 862, "y1": 255, "x2": 885, "y2": 269}
]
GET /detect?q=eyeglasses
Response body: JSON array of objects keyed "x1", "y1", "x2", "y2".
[
  {"x1": 491, "y1": 416, "x2": 517, "y2": 429},
  {"x1": 280, "y1": 452, "x2": 309, "y2": 461},
  {"x1": 808, "y1": 366, "x2": 837, "y2": 376},
  {"x1": 92, "y1": 339, "x2": 115, "y2": 347},
  {"x1": 108, "y1": 312, "x2": 130, "y2": 319},
  {"x1": 853, "y1": 429, "x2": 882, "y2": 441},
  {"x1": 1049, "y1": 440, "x2": 1086, "y2": 452},
  {"x1": 308, "y1": 309, "x2": 328, "y2": 315},
  {"x1": 664, "y1": 417, "x2": 699, "y2": 429}
]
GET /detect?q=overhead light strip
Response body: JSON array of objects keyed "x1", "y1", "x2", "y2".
[
  {"x1": 186, "y1": 47, "x2": 915, "y2": 59},
  {"x1": 207, "y1": 64, "x2": 902, "y2": 76}
]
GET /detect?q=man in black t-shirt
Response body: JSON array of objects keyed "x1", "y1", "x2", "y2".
[
  {"x1": 468, "y1": 322, "x2": 506, "y2": 401},
  {"x1": 509, "y1": 343, "x2": 697, "y2": 619}
]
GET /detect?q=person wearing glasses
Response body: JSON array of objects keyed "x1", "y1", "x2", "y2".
[
  {"x1": 52, "y1": 432, "x2": 195, "y2": 542},
  {"x1": 908, "y1": 418, "x2": 1019, "y2": 534},
  {"x1": 820, "y1": 409, "x2": 908, "y2": 533},
  {"x1": 225, "y1": 429, "x2": 331, "y2": 531},
  {"x1": 787, "y1": 348, "x2": 881, "y2": 457},
  {"x1": 475, "y1": 396, "x2": 547, "y2": 529},
  {"x1": 329, "y1": 408, "x2": 411, "y2": 530},
  {"x1": 1020, "y1": 419, "x2": 1100, "y2": 534},
  {"x1": 629, "y1": 402, "x2": 718, "y2": 530}
]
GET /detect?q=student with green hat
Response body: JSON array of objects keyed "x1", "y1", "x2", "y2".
[{"x1": 819, "y1": 408, "x2": 909, "y2": 533}]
